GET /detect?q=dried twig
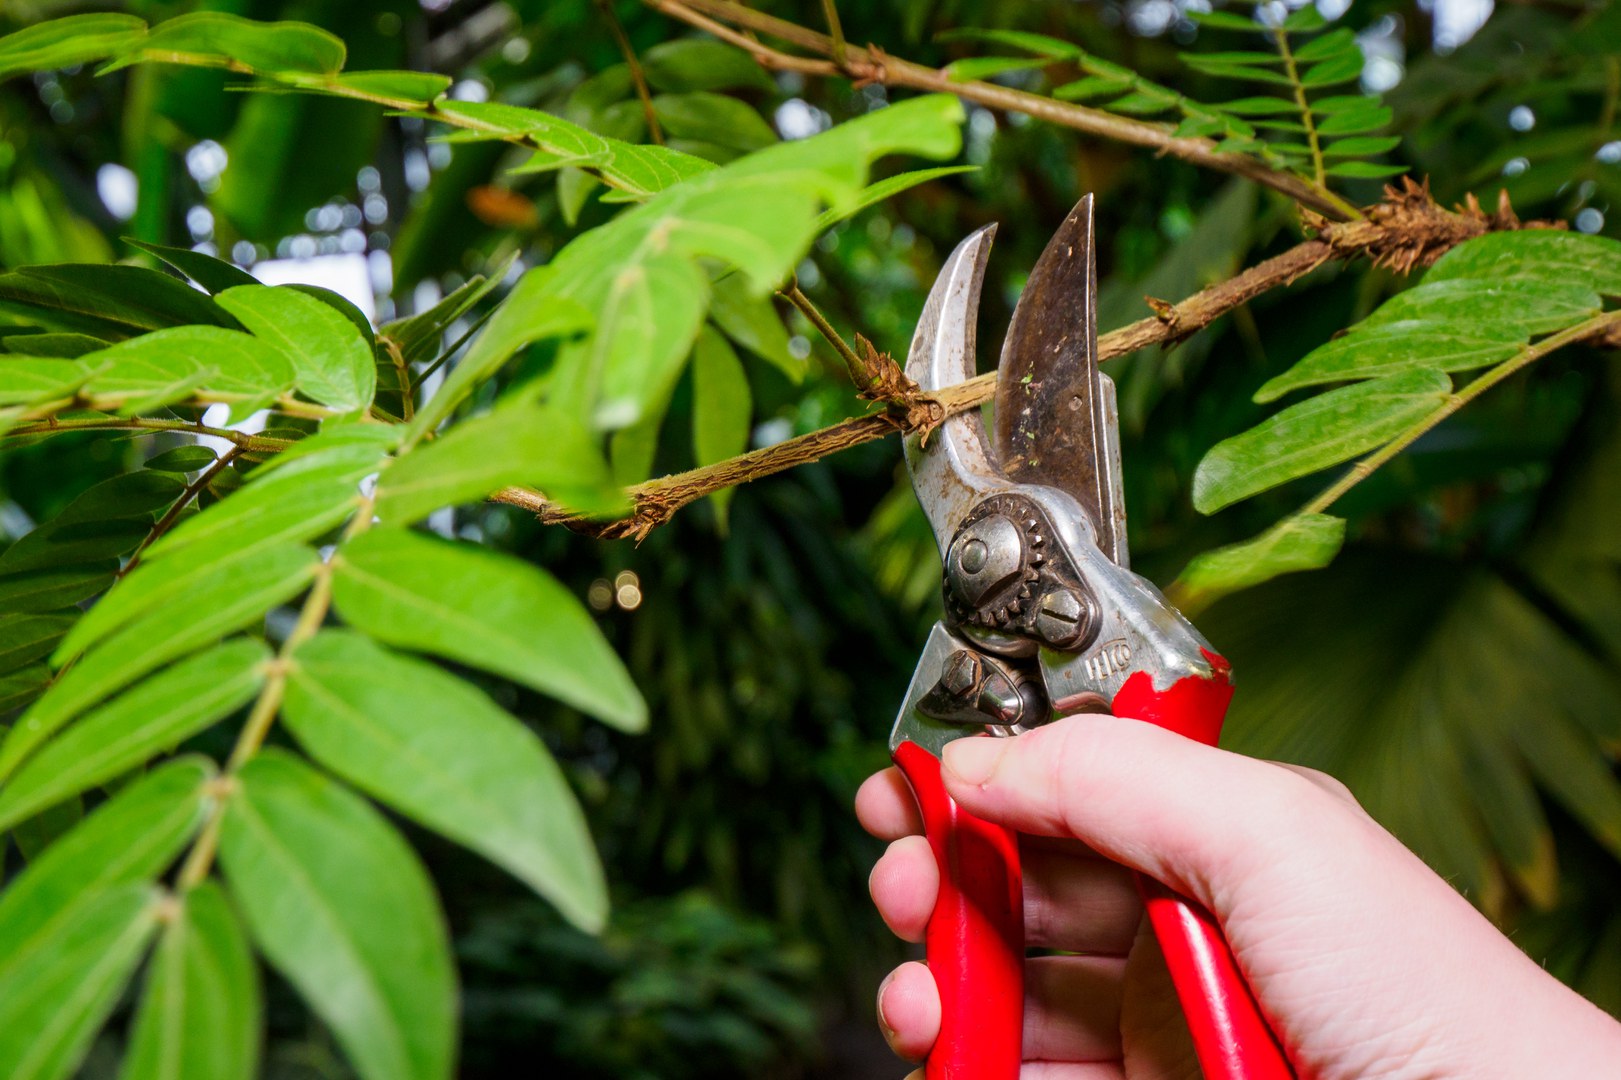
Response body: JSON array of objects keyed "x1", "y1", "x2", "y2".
[{"x1": 640, "y1": 0, "x2": 1359, "y2": 220}]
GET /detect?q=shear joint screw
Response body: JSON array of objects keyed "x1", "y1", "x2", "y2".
[
  {"x1": 1034, "y1": 588, "x2": 1089, "y2": 648},
  {"x1": 958, "y1": 539, "x2": 988, "y2": 574},
  {"x1": 941, "y1": 651, "x2": 983, "y2": 698}
]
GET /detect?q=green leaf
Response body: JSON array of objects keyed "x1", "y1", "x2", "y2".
[
  {"x1": 12, "y1": 797, "x2": 80, "y2": 860},
  {"x1": 1188, "y1": 11, "x2": 1262, "y2": 31},
  {"x1": 0, "y1": 612, "x2": 74, "y2": 675},
  {"x1": 0, "y1": 546, "x2": 316, "y2": 779},
  {"x1": 1218, "y1": 96, "x2": 1300, "y2": 115},
  {"x1": 0, "y1": 472, "x2": 181, "y2": 613},
  {"x1": 812, "y1": 165, "x2": 977, "y2": 231},
  {"x1": 1302, "y1": 51, "x2": 1367, "y2": 87},
  {"x1": 0, "y1": 759, "x2": 213, "y2": 988},
  {"x1": 143, "y1": 446, "x2": 219, "y2": 473},
  {"x1": 1283, "y1": 6, "x2": 1328, "y2": 30},
  {"x1": 1426, "y1": 230, "x2": 1621, "y2": 296},
  {"x1": 1, "y1": 332, "x2": 109, "y2": 358},
  {"x1": 1174, "y1": 114, "x2": 1237, "y2": 139},
  {"x1": 653, "y1": 92, "x2": 778, "y2": 156},
  {"x1": 378, "y1": 265, "x2": 506, "y2": 367},
  {"x1": 1311, "y1": 94, "x2": 1380, "y2": 114},
  {"x1": 1324, "y1": 161, "x2": 1407, "y2": 178},
  {"x1": 1182, "y1": 56, "x2": 1295, "y2": 85},
  {"x1": 404, "y1": 273, "x2": 591, "y2": 441},
  {"x1": 0, "y1": 14, "x2": 147, "y2": 80},
  {"x1": 1510, "y1": 707, "x2": 1621, "y2": 861},
  {"x1": 82, "y1": 326, "x2": 295, "y2": 419},
  {"x1": 121, "y1": 881, "x2": 260, "y2": 1080},
  {"x1": 56, "y1": 539, "x2": 297, "y2": 663},
  {"x1": 1292, "y1": 28, "x2": 1358, "y2": 62},
  {"x1": 708, "y1": 275, "x2": 797, "y2": 381},
  {"x1": 0, "y1": 265, "x2": 233, "y2": 340},
  {"x1": 144, "y1": 432, "x2": 386, "y2": 561},
  {"x1": 0, "y1": 884, "x2": 161, "y2": 1080},
  {"x1": 1323, "y1": 135, "x2": 1402, "y2": 156},
  {"x1": 1314, "y1": 106, "x2": 1392, "y2": 135},
  {"x1": 215, "y1": 285, "x2": 375, "y2": 412},
  {"x1": 331, "y1": 527, "x2": 645, "y2": 730},
  {"x1": 124, "y1": 239, "x2": 258, "y2": 294},
  {"x1": 1107, "y1": 91, "x2": 1177, "y2": 115},
  {"x1": 219, "y1": 751, "x2": 455, "y2": 1080},
  {"x1": 1173, "y1": 514, "x2": 1346, "y2": 613},
  {"x1": 1193, "y1": 368, "x2": 1453, "y2": 514},
  {"x1": 1051, "y1": 75, "x2": 1133, "y2": 102},
  {"x1": 104, "y1": 12, "x2": 344, "y2": 77},
  {"x1": 284, "y1": 631, "x2": 608, "y2": 930},
  {"x1": 642, "y1": 39, "x2": 776, "y2": 93},
  {"x1": 300, "y1": 70, "x2": 451, "y2": 106},
  {"x1": 0, "y1": 567, "x2": 116, "y2": 615},
  {"x1": 0, "y1": 359, "x2": 91, "y2": 406},
  {"x1": 247, "y1": 421, "x2": 398, "y2": 477},
  {"x1": 0, "y1": 666, "x2": 50, "y2": 714},
  {"x1": 1254, "y1": 322, "x2": 1521, "y2": 402},
  {"x1": 376, "y1": 405, "x2": 619, "y2": 524},
  {"x1": 946, "y1": 56, "x2": 1051, "y2": 81},
  {"x1": 1185, "y1": 49, "x2": 1285, "y2": 66},
  {"x1": 542, "y1": 94, "x2": 964, "y2": 429},
  {"x1": 937, "y1": 29, "x2": 1082, "y2": 58},
  {"x1": 1360, "y1": 280, "x2": 1600, "y2": 337},
  {"x1": 0, "y1": 640, "x2": 268, "y2": 832},
  {"x1": 435, "y1": 100, "x2": 713, "y2": 199},
  {"x1": 691, "y1": 328, "x2": 750, "y2": 524}
]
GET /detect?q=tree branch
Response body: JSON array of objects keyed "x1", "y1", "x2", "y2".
[
  {"x1": 597, "y1": 0, "x2": 665, "y2": 145},
  {"x1": 492, "y1": 183, "x2": 1551, "y2": 538},
  {"x1": 640, "y1": 0, "x2": 1359, "y2": 220},
  {"x1": 3, "y1": 416, "x2": 295, "y2": 453}
]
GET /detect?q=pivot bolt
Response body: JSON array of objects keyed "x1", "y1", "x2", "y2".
[
  {"x1": 958, "y1": 539, "x2": 988, "y2": 574},
  {"x1": 1034, "y1": 588, "x2": 1090, "y2": 648},
  {"x1": 940, "y1": 650, "x2": 983, "y2": 698}
]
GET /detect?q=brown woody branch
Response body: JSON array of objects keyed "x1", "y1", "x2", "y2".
[
  {"x1": 491, "y1": 182, "x2": 1553, "y2": 539},
  {"x1": 639, "y1": 0, "x2": 1359, "y2": 220}
]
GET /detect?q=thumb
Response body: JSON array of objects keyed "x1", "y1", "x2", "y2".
[{"x1": 939, "y1": 716, "x2": 1335, "y2": 910}]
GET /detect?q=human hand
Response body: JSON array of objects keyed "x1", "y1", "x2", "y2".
[{"x1": 858, "y1": 715, "x2": 1621, "y2": 1079}]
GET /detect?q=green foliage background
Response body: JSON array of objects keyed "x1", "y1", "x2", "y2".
[{"x1": 0, "y1": 0, "x2": 1618, "y2": 1077}]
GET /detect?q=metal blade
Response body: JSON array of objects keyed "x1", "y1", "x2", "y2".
[
  {"x1": 903, "y1": 223, "x2": 1008, "y2": 558},
  {"x1": 994, "y1": 195, "x2": 1128, "y2": 566}
]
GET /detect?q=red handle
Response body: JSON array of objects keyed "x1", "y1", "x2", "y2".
[
  {"x1": 893, "y1": 739, "x2": 1023, "y2": 1080},
  {"x1": 1112, "y1": 650, "x2": 1294, "y2": 1080}
]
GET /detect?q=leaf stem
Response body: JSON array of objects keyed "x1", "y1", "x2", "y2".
[
  {"x1": 779, "y1": 280, "x2": 870, "y2": 391},
  {"x1": 406, "y1": 307, "x2": 496, "y2": 392},
  {"x1": 596, "y1": 0, "x2": 664, "y2": 145},
  {"x1": 1271, "y1": 25, "x2": 1327, "y2": 191},
  {"x1": 119, "y1": 447, "x2": 242, "y2": 581},
  {"x1": 820, "y1": 0, "x2": 847, "y2": 66},
  {"x1": 1300, "y1": 310, "x2": 1621, "y2": 516},
  {"x1": 380, "y1": 336, "x2": 414, "y2": 422},
  {"x1": 176, "y1": 492, "x2": 378, "y2": 889},
  {"x1": 2, "y1": 416, "x2": 295, "y2": 452}
]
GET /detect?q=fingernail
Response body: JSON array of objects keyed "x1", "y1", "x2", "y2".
[
  {"x1": 875, "y1": 973, "x2": 898, "y2": 1039},
  {"x1": 942, "y1": 737, "x2": 1002, "y2": 786}
]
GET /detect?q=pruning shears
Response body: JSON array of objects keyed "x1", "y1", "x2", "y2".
[{"x1": 890, "y1": 196, "x2": 1294, "y2": 1080}]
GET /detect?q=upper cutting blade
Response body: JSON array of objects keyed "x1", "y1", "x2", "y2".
[
  {"x1": 903, "y1": 223, "x2": 1010, "y2": 558},
  {"x1": 993, "y1": 195, "x2": 1128, "y2": 566}
]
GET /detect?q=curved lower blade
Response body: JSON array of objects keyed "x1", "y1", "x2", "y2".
[
  {"x1": 993, "y1": 195, "x2": 1127, "y2": 566},
  {"x1": 904, "y1": 223, "x2": 1007, "y2": 557}
]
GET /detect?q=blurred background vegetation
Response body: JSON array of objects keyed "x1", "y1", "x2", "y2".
[{"x1": 2, "y1": 0, "x2": 1618, "y2": 1075}]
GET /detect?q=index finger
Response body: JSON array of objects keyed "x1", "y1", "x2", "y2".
[{"x1": 855, "y1": 766, "x2": 923, "y2": 840}]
